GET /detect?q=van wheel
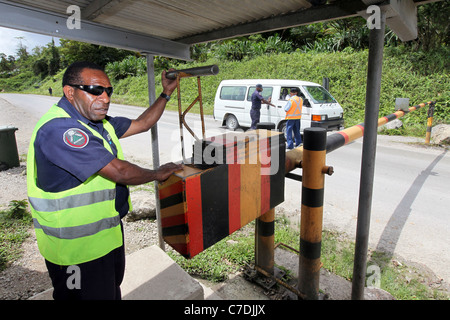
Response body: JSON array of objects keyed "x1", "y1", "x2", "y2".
[
  {"x1": 279, "y1": 121, "x2": 294, "y2": 140},
  {"x1": 279, "y1": 122, "x2": 287, "y2": 138},
  {"x1": 225, "y1": 115, "x2": 239, "y2": 131}
]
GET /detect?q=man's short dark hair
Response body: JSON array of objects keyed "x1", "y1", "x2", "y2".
[
  {"x1": 62, "y1": 61, "x2": 104, "y2": 87},
  {"x1": 290, "y1": 88, "x2": 299, "y2": 94}
]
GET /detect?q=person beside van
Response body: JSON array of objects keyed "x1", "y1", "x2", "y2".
[
  {"x1": 250, "y1": 84, "x2": 275, "y2": 129},
  {"x1": 284, "y1": 88, "x2": 303, "y2": 149}
]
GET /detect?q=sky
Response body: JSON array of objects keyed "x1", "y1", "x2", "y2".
[{"x1": 0, "y1": 26, "x2": 60, "y2": 57}]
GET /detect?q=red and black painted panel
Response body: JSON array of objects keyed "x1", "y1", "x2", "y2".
[{"x1": 158, "y1": 130, "x2": 285, "y2": 258}]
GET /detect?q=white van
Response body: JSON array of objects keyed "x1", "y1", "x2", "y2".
[{"x1": 213, "y1": 79, "x2": 344, "y2": 134}]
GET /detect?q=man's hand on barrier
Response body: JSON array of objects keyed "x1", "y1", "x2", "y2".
[
  {"x1": 155, "y1": 162, "x2": 184, "y2": 182},
  {"x1": 99, "y1": 158, "x2": 182, "y2": 185}
]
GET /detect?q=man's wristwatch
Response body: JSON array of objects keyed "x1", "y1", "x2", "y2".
[{"x1": 160, "y1": 92, "x2": 171, "y2": 101}]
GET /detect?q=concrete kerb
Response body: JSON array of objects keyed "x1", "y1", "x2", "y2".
[{"x1": 29, "y1": 245, "x2": 205, "y2": 300}]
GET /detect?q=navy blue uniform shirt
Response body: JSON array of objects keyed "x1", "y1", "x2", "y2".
[
  {"x1": 34, "y1": 96, "x2": 132, "y2": 217},
  {"x1": 251, "y1": 90, "x2": 264, "y2": 110}
]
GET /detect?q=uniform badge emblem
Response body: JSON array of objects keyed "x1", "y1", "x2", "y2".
[{"x1": 63, "y1": 128, "x2": 89, "y2": 149}]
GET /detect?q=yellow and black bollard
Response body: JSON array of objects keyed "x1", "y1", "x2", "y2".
[
  {"x1": 255, "y1": 208, "x2": 275, "y2": 274},
  {"x1": 425, "y1": 102, "x2": 436, "y2": 144},
  {"x1": 255, "y1": 122, "x2": 277, "y2": 275},
  {"x1": 298, "y1": 127, "x2": 331, "y2": 300}
]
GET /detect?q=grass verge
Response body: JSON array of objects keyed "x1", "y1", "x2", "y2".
[
  {"x1": 0, "y1": 200, "x2": 32, "y2": 271},
  {"x1": 168, "y1": 215, "x2": 449, "y2": 300}
]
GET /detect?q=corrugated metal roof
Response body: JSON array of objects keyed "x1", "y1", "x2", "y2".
[
  {"x1": 11, "y1": 0, "x2": 91, "y2": 14},
  {"x1": 4, "y1": 0, "x2": 313, "y2": 40},
  {"x1": 0, "y1": 0, "x2": 440, "y2": 59}
]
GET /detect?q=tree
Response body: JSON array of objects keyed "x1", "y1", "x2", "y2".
[
  {"x1": 31, "y1": 39, "x2": 60, "y2": 79},
  {"x1": 413, "y1": 1, "x2": 450, "y2": 51},
  {"x1": 14, "y1": 37, "x2": 29, "y2": 61},
  {"x1": 59, "y1": 40, "x2": 136, "y2": 68},
  {"x1": 47, "y1": 39, "x2": 60, "y2": 76},
  {"x1": 0, "y1": 54, "x2": 15, "y2": 76}
]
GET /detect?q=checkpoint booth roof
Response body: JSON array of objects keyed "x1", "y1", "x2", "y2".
[{"x1": 0, "y1": 0, "x2": 437, "y2": 60}]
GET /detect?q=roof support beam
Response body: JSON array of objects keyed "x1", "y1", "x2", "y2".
[
  {"x1": 0, "y1": 0, "x2": 191, "y2": 60},
  {"x1": 360, "y1": 0, "x2": 418, "y2": 41},
  {"x1": 177, "y1": 0, "x2": 368, "y2": 44}
]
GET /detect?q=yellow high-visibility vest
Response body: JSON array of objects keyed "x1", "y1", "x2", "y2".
[
  {"x1": 27, "y1": 104, "x2": 131, "y2": 265},
  {"x1": 285, "y1": 96, "x2": 303, "y2": 120}
]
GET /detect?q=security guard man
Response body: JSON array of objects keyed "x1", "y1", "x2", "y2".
[
  {"x1": 27, "y1": 61, "x2": 182, "y2": 299},
  {"x1": 284, "y1": 88, "x2": 303, "y2": 149},
  {"x1": 250, "y1": 84, "x2": 275, "y2": 129}
]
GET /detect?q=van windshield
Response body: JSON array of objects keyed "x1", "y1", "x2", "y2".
[{"x1": 303, "y1": 86, "x2": 336, "y2": 104}]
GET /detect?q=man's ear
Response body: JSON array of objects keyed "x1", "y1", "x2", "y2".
[{"x1": 63, "y1": 85, "x2": 75, "y2": 101}]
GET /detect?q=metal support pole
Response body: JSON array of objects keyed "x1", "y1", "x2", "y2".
[
  {"x1": 425, "y1": 102, "x2": 436, "y2": 144},
  {"x1": 146, "y1": 54, "x2": 165, "y2": 251},
  {"x1": 351, "y1": 10, "x2": 386, "y2": 300},
  {"x1": 322, "y1": 77, "x2": 330, "y2": 91},
  {"x1": 255, "y1": 208, "x2": 275, "y2": 275},
  {"x1": 176, "y1": 76, "x2": 187, "y2": 163},
  {"x1": 299, "y1": 127, "x2": 328, "y2": 300}
]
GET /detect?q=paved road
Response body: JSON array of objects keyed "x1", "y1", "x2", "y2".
[{"x1": 1, "y1": 93, "x2": 449, "y2": 284}]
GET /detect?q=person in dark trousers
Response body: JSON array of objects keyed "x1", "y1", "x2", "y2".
[
  {"x1": 284, "y1": 88, "x2": 303, "y2": 149},
  {"x1": 27, "y1": 61, "x2": 182, "y2": 300},
  {"x1": 250, "y1": 84, "x2": 275, "y2": 129}
]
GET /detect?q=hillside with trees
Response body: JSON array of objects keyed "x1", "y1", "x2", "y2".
[{"x1": 0, "y1": 2, "x2": 448, "y2": 136}]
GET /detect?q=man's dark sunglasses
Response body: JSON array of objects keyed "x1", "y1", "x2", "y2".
[{"x1": 69, "y1": 84, "x2": 113, "y2": 97}]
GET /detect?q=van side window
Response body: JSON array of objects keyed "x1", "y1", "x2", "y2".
[
  {"x1": 246, "y1": 86, "x2": 273, "y2": 101},
  {"x1": 220, "y1": 86, "x2": 246, "y2": 101},
  {"x1": 280, "y1": 87, "x2": 303, "y2": 100},
  {"x1": 280, "y1": 88, "x2": 289, "y2": 100}
]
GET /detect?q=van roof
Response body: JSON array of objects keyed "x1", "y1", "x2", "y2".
[{"x1": 219, "y1": 79, "x2": 321, "y2": 87}]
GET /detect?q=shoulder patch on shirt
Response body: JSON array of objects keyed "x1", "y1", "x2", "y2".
[{"x1": 63, "y1": 128, "x2": 89, "y2": 149}]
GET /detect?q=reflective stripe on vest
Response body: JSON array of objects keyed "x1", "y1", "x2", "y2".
[
  {"x1": 33, "y1": 215, "x2": 120, "y2": 240},
  {"x1": 29, "y1": 188, "x2": 115, "y2": 212},
  {"x1": 27, "y1": 104, "x2": 128, "y2": 265},
  {"x1": 286, "y1": 96, "x2": 303, "y2": 120}
]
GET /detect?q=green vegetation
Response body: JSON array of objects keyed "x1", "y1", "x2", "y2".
[
  {"x1": 1, "y1": 3, "x2": 448, "y2": 137},
  {"x1": 109, "y1": 48, "x2": 448, "y2": 138},
  {"x1": 20, "y1": 46, "x2": 449, "y2": 138},
  {"x1": 0, "y1": 200, "x2": 32, "y2": 271}
]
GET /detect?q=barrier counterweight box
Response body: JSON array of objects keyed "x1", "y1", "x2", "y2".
[{"x1": 159, "y1": 130, "x2": 285, "y2": 258}]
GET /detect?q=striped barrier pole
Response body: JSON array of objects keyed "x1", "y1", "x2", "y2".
[
  {"x1": 326, "y1": 101, "x2": 435, "y2": 153},
  {"x1": 425, "y1": 102, "x2": 436, "y2": 144},
  {"x1": 284, "y1": 101, "x2": 434, "y2": 175}
]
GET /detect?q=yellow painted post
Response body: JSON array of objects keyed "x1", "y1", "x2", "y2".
[
  {"x1": 298, "y1": 127, "x2": 329, "y2": 300},
  {"x1": 255, "y1": 208, "x2": 275, "y2": 274},
  {"x1": 425, "y1": 102, "x2": 436, "y2": 144},
  {"x1": 254, "y1": 122, "x2": 277, "y2": 275}
]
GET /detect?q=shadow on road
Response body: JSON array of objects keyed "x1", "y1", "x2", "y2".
[{"x1": 375, "y1": 149, "x2": 448, "y2": 257}]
